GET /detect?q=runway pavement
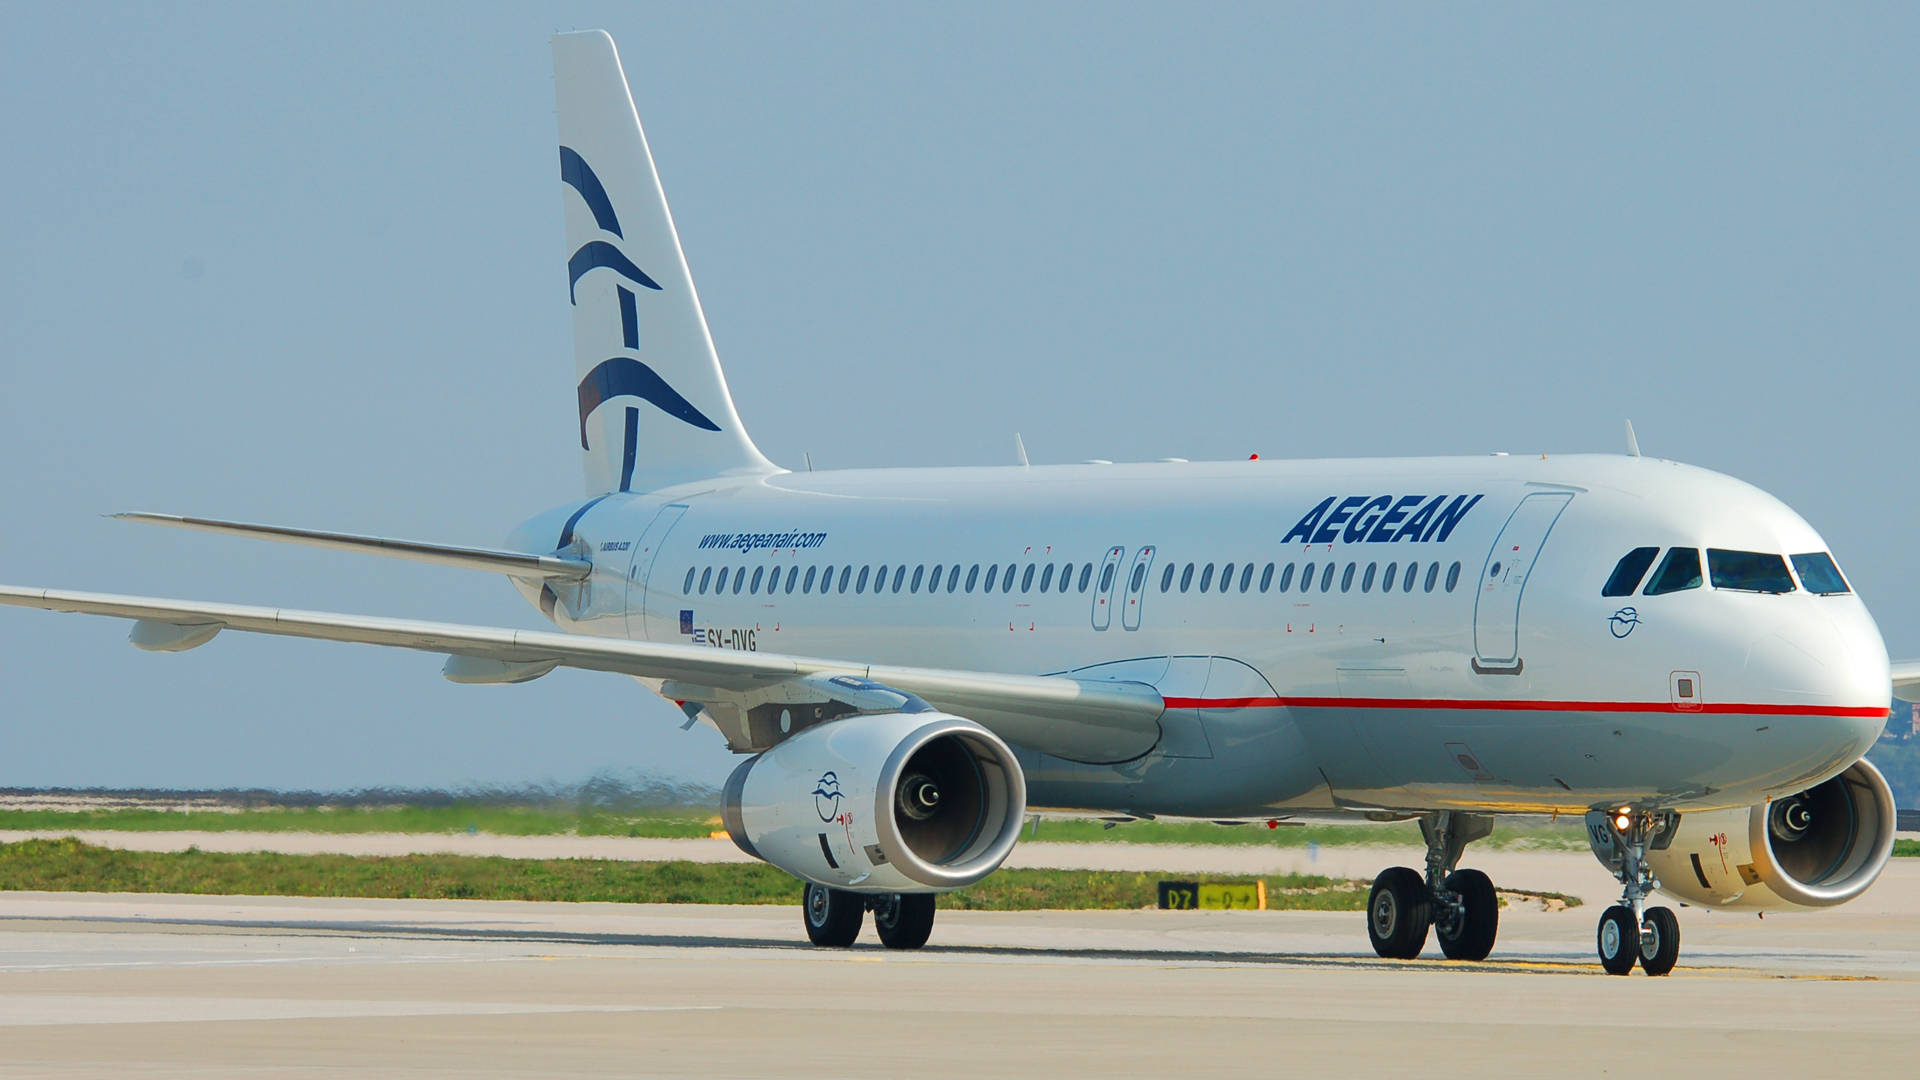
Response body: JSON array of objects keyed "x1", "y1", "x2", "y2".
[{"x1": 2, "y1": 860, "x2": 1918, "y2": 1078}]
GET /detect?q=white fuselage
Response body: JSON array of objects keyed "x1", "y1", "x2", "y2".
[{"x1": 510, "y1": 452, "x2": 1889, "y2": 819}]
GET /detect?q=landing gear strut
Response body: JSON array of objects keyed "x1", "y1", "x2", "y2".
[
  {"x1": 1586, "y1": 808, "x2": 1682, "y2": 976},
  {"x1": 800, "y1": 884, "x2": 937, "y2": 949},
  {"x1": 1366, "y1": 811, "x2": 1497, "y2": 961}
]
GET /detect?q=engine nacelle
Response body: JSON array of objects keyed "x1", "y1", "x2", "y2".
[
  {"x1": 1604, "y1": 759, "x2": 1897, "y2": 912},
  {"x1": 721, "y1": 712, "x2": 1027, "y2": 893}
]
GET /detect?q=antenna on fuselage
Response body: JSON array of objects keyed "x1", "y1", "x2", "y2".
[
  {"x1": 1624, "y1": 420, "x2": 1642, "y2": 458},
  {"x1": 803, "y1": 451, "x2": 814, "y2": 472},
  {"x1": 1014, "y1": 433, "x2": 1030, "y2": 468}
]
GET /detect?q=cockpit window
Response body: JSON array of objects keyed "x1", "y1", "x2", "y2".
[
  {"x1": 1602, "y1": 547, "x2": 1660, "y2": 597},
  {"x1": 1707, "y1": 549, "x2": 1795, "y2": 594},
  {"x1": 1643, "y1": 548, "x2": 1702, "y2": 595},
  {"x1": 1791, "y1": 552, "x2": 1851, "y2": 595}
]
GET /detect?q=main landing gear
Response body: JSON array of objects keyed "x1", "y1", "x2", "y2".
[
  {"x1": 1588, "y1": 808, "x2": 1682, "y2": 976},
  {"x1": 801, "y1": 883, "x2": 937, "y2": 949},
  {"x1": 1366, "y1": 811, "x2": 1499, "y2": 961}
]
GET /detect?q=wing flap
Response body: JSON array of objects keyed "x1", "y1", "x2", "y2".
[{"x1": 0, "y1": 585, "x2": 1163, "y2": 761}]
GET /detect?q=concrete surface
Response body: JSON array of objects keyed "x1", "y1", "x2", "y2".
[{"x1": 2, "y1": 860, "x2": 1917, "y2": 1078}]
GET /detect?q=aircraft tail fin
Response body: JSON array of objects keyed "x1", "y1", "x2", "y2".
[{"x1": 552, "y1": 30, "x2": 777, "y2": 494}]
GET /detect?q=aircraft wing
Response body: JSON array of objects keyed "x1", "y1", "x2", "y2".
[
  {"x1": 1890, "y1": 659, "x2": 1920, "y2": 702},
  {"x1": 0, "y1": 585, "x2": 1163, "y2": 763}
]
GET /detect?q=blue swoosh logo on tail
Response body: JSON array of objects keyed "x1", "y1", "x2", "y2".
[
  {"x1": 569, "y1": 241, "x2": 662, "y2": 302},
  {"x1": 559, "y1": 146, "x2": 622, "y2": 238},
  {"x1": 577, "y1": 357, "x2": 721, "y2": 449}
]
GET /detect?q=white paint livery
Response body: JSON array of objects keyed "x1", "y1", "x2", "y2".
[{"x1": 0, "y1": 29, "x2": 1906, "y2": 974}]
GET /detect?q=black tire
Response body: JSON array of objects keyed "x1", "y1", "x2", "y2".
[
  {"x1": 1597, "y1": 904, "x2": 1638, "y2": 975},
  {"x1": 1640, "y1": 907, "x2": 1680, "y2": 977},
  {"x1": 1436, "y1": 868, "x2": 1499, "y2": 962},
  {"x1": 873, "y1": 893, "x2": 937, "y2": 950},
  {"x1": 802, "y1": 882, "x2": 863, "y2": 947},
  {"x1": 1366, "y1": 867, "x2": 1432, "y2": 959}
]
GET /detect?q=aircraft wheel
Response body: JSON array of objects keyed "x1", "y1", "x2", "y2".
[
  {"x1": 1366, "y1": 866, "x2": 1432, "y2": 959},
  {"x1": 1435, "y1": 868, "x2": 1499, "y2": 962},
  {"x1": 1639, "y1": 907, "x2": 1680, "y2": 977},
  {"x1": 873, "y1": 892, "x2": 937, "y2": 950},
  {"x1": 802, "y1": 882, "x2": 863, "y2": 947},
  {"x1": 1597, "y1": 904, "x2": 1639, "y2": 975}
]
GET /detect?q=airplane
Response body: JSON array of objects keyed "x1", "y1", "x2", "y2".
[{"x1": 3, "y1": 29, "x2": 1913, "y2": 975}]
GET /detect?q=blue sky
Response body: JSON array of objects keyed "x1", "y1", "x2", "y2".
[{"x1": 2, "y1": 4, "x2": 1915, "y2": 790}]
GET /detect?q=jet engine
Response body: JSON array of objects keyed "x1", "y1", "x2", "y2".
[
  {"x1": 721, "y1": 711, "x2": 1027, "y2": 893},
  {"x1": 1598, "y1": 759, "x2": 1898, "y2": 912}
]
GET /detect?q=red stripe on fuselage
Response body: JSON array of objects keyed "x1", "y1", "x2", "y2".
[{"x1": 1159, "y1": 696, "x2": 1887, "y2": 717}]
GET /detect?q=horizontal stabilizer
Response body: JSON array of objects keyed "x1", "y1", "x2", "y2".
[{"x1": 115, "y1": 513, "x2": 589, "y2": 582}]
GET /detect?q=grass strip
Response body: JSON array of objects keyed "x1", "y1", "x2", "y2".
[
  {"x1": 1897, "y1": 839, "x2": 1919, "y2": 858},
  {"x1": 0, "y1": 838, "x2": 1371, "y2": 911},
  {"x1": 0, "y1": 807, "x2": 1594, "y2": 850}
]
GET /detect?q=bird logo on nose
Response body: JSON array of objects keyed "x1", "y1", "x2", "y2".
[{"x1": 1609, "y1": 607, "x2": 1641, "y2": 639}]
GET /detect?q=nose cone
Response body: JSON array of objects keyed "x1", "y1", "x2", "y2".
[{"x1": 1750, "y1": 600, "x2": 1891, "y2": 768}]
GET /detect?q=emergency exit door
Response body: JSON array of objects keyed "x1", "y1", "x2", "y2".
[{"x1": 1472, "y1": 492, "x2": 1573, "y2": 670}]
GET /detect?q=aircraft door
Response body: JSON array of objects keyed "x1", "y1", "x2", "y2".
[
  {"x1": 1471, "y1": 492, "x2": 1573, "y2": 671},
  {"x1": 1120, "y1": 545, "x2": 1155, "y2": 631},
  {"x1": 624, "y1": 504, "x2": 689, "y2": 640},
  {"x1": 1090, "y1": 546, "x2": 1125, "y2": 631}
]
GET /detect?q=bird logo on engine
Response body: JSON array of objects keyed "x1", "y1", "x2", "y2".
[{"x1": 812, "y1": 771, "x2": 843, "y2": 822}]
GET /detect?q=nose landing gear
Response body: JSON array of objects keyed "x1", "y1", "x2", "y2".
[
  {"x1": 1366, "y1": 811, "x2": 1498, "y2": 961},
  {"x1": 1586, "y1": 808, "x2": 1682, "y2": 976}
]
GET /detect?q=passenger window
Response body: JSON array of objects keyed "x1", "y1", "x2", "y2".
[
  {"x1": 1240, "y1": 563, "x2": 1254, "y2": 593},
  {"x1": 683, "y1": 567, "x2": 696, "y2": 594},
  {"x1": 1220, "y1": 563, "x2": 1235, "y2": 592},
  {"x1": 1445, "y1": 561, "x2": 1461, "y2": 593},
  {"x1": 966, "y1": 564, "x2": 981, "y2": 593},
  {"x1": 733, "y1": 566, "x2": 747, "y2": 594},
  {"x1": 715, "y1": 567, "x2": 730, "y2": 594},
  {"x1": 1381, "y1": 563, "x2": 1396, "y2": 592},
  {"x1": 1180, "y1": 563, "x2": 1194, "y2": 592},
  {"x1": 699, "y1": 567, "x2": 713, "y2": 594},
  {"x1": 772, "y1": 568, "x2": 785, "y2": 594},
  {"x1": 1644, "y1": 548, "x2": 1702, "y2": 596},
  {"x1": 1021, "y1": 564, "x2": 1036, "y2": 593},
  {"x1": 856, "y1": 566, "x2": 870, "y2": 593},
  {"x1": 1362, "y1": 563, "x2": 1376, "y2": 592},
  {"x1": 892, "y1": 566, "x2": 906, "y2": 593},
  {"x1": 838, "y1": 566, "x2": 851, "y2": 593},
  {"x1": 1423, "y1": 563, "x2": 1438, "y2": 592},
  {"x1": 1130, "y1": 563, "x2": 1146, "y2": 592},
  {"x1": 1102, "y1": 563, "x2": 1118, "y2": 593},
  {"x1": 1039, "y1": 564, "x2": 1054, "y2": 592},
  {"x1": 913, "y1": 565, "x2": 928, "y2": 593},
  {"x1": 1058, "y1": 563, "x2": 1072, "y2": 593},
  {"x1": 984, "y1": 565, "x2": 999, "y2": 592},
  {"x1": 1003, "y1": 563, "x2": 1017, "y2": 593},
  {"x1": 1791, "y1": 552, "x2": 1851, "y2": 595},
  {"x1": 874, "y1": 566, "x2": 888, "y2": 594},
  {"x1": 1259, "y1": 563, "x2": 1274, "y2": 592},
  {"x1": 1321, "y1": 563, "x2": 1336, "y2": 592},
  {"x1": 749, "y1": 567, "x2": 764, "y2": 593},
  {"x1": 1301, "y1": 562, "x2": 1315, "y2": 592},
  {"x1": 803, "y1": 566, "x2": 817, "y2": 593},
  {"x1": 1707, "y1": 550, "x2": 1795, "y2": 594},
  {"x1": 1404, "y1": 562, "x2": 1417, "y2": 593},
  {"x1": 947, "y1": 565, "x2": 961, "y2": 593},
  {"x1": 1603, "y1": 547, "x2": 1661, "y2": 598},
  {"x1": 1078, "y1": 564, "x2": 1093, "y2": 592},
  {"x1": 1277, "y1": 563, "x2": 1295, "y2": 591},
  {"x1": 1199, "y1": 564, "x2": 1215, "y2": 592},
  {"x1": 1341, "y1": 563, "x2": 1356, "y2": 593},
  {"x1": 1161, "y1": 563, "x2": 1175, "y2": 592}
]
